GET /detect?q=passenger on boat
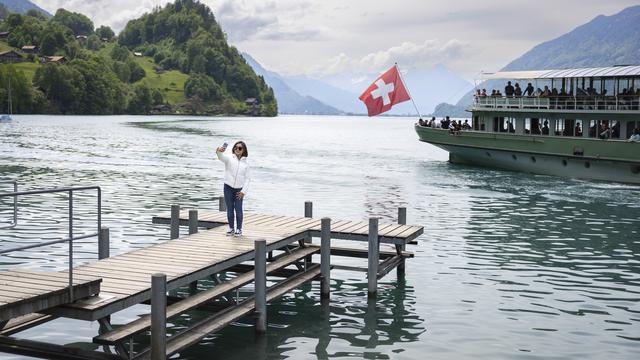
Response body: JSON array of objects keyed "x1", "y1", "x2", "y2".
[
  {"x1": 599, "y1": 123, "x2": 612, "y2": 139},
  {"x1": 541, "y1": 120, "x2": 550, "y2": 135},
  {"x1": 508, "y1": 121, "x2": 515, "y2": 133},
  {"x1": 575, "y1": 123, "x2": 582, "y2": 137},
  {"x1": 490, "y1": 89, "x2": 497, "y2": 97},
  {"x1": 462, "y1": 119, "x2": 471, "y2": 130},
  {"x1": 629, "y1": 128, "x2": 640, "y2": 142},
  {"x1": 525, "y1": 83, "x2": 534, "y2": 97},
  {"x1": 514, "y1": 83, "x2": 522, "y2": 97},
  {"x1": 531, "y1": 120, "x2": 541, "y2": 135},
  {"x1": 480, "y1": 89, "x2": 487, "y2": 97},
  {"x1": 505, "y1": 81, "x2": 514, "y2": 97},
  {"x1": 418, "y1": 118, "x2": 425, "y2": 126},
  {"x1": 541, "y1": 86, "x2": 551, "y2": 97}
]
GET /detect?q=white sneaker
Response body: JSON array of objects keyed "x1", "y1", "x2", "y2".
[
  {"x1": 234, "y1": 229, "x2": 242, "y2": 237},
  {"x1": 225, "y1": 228, "x2": 234, "y2": 236}
]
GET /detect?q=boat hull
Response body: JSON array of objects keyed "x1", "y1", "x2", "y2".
[{"x1": 415, "y1": 126, "x2": 640, "y2": 184}]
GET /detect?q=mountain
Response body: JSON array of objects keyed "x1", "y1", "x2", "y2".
[
  {"x1": 282, "y1": 75, "x2": 362, "y2": 114},
  {"x1": 242, "y1": 53, "x2": 343, "y2": 115},
  {"x1": 0, "y1": 0, "x2": 51, "y2": 17},
  {"x1": 434, "y1": 5, "x2": 640, "y2": 117}
]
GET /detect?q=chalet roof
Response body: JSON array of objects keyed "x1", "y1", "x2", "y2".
[
  {"x1": 47, "y1": 56, "x2": 66, "y2": 62},
  {"x1": 21, "y1": 45, "x2": 37, "y2": 50},
  {"x1": 0, "y1": 50, "x2": 20, "y2": 57},
  {"x1": 480, "y1": 65, "x2": 640, "y2": 80}
]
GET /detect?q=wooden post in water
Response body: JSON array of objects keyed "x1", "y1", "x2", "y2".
[
  {"x1": 218, "y1": 196, "x2": 226, "y2": 212},
  {"x1": 254, "y1": 239, "x2": 267, "y2": 334},
  {"x1": 188, "y1": 210, "x2": 198, "y2": 293},
  {"x1": 320, "y1": 217, "x2": 331, "y2": 300},
  {"x1": 170, "y1": 205, "x2": 180, "y2": 239},
  {"x1": 98, "y1": 227, "x2": 110, "y2": 260},
  {"x1": 151, "y1": 273, "x2": 167, "y2": 360},
  {"x1": 367, "y1": 218, "x2": 379, "y2": 298},
  {"x1": 304, "y1": 201, "x2": 313, "y2": 264},
  {"x1": 397, "y1": 207, "x2": 407, "y2": 275}
]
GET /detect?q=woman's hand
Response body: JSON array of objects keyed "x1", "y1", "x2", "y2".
[
  {"x1": 236, "y1": 192, "x2": 245, "y2": 199},
  {"x1": 216, "y1": 146, "x2": 224, "y2": 152}
]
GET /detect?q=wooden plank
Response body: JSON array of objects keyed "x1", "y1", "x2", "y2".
[
  {"x1": 137, "y1": 265, "x2": 322, "y2": 359},
  {"x1": 338, "y1": 221, "x2": 368, "y2": 233},
  {"x1": 0, "y1": 313, "x2": 55, "y2": 336},
  {"x1": 377, "y1": 224, "x2": 406, "y2": 237},
  {"x1": 94, "y1": 246, "x2": 319, "y2": 345},
  {"x1": 385, "y1": 224, "x2": 414, "y2": 238},
  {"x1": 0, "y1": 335, "x2": 120, "y2": 360},
  {"x1": 331, "y1": 220, "x2": 358, "y2": 232}
]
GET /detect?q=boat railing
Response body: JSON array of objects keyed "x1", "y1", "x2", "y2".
[
  {"x1": 474, "y1": 95, "x2": 640, "y2": 111},
  {"x1": 0, "y1": 185, "x2": 102, "y2": 301}
]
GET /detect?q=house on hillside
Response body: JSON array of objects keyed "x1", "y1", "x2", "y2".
[
  {"x1": 0, "y1": 50, "x2": 23, "y2": 63},
  {"x1": 76, "y1": 35, "x2": 88, "y2": 46},
  {"x1": 0, "y1": 32, "x2": 9, "y2": 40},
  {"x1": 245, "y1": 98, "x2": 259, "y2": 116},
  {"x1": 133, "y1": 52, "x2": 143, "y2": 57},
  {"x1": 21, "y1": 45, "x2": 37, "y2": 54},
  {"x1": 46, "y1": 56, "x2": 67, "y2": 64}
]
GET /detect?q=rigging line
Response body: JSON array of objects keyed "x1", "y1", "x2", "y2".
[{"x1": 395, "y1": 63, "x2": 422, "y2": 119}]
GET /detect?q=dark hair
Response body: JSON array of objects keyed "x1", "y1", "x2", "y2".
[{"x1": 233, "y1": 141, "x2": 248, "y2": 158}]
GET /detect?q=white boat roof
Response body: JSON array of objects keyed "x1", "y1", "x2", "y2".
[{"x1": 480, "y1": 65, "x2": 640, "y2": 80}]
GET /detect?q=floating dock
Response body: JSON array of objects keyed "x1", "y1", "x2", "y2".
[{"x1": 0, "y1": 202, "x2": 422, "y2": 359}]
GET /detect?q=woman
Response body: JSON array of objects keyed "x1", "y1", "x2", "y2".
[{"x1": 216, "y1": 141, "x2": 250, "y2": 236}]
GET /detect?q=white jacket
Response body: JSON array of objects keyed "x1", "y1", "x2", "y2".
[{"x1": 216, "y1": 150, "x2": 251, "y2": 194}]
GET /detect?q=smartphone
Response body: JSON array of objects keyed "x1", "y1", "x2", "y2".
[{"x1": 221, "y1": 142, "x2": 228, "y2": 151}]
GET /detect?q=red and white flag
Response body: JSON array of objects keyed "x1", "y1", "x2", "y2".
[{"x1": 359, "y1": 65, "x2": 411, "y2": 116}]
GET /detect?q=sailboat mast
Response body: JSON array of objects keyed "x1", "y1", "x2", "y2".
[{"x1": 8, "y1": 76, "x2": 12, "y2": 115}]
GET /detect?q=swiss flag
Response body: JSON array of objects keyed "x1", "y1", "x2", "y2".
[{"x1": 359, "y1": 65, "x2": 411, "y2": 116}]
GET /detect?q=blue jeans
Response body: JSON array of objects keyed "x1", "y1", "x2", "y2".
[{"x1": 224, "y1": 184, "x2": 243, "y2": 230}]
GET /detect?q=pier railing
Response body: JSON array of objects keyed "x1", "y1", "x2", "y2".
[
  {"x1": 0, "y1": 185, "x2": 102, "y2": 300},
  {"x1": 474, "y1": 95, "x2": 640, "y2": 111}
]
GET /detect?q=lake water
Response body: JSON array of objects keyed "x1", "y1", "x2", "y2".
[{"x1": 0, "y1": 115, "x2": 639, "y2": 359}]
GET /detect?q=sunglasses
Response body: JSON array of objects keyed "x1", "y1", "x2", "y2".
[{"x1": 234, "y1": 146, "x2": 243, "y2": 151}]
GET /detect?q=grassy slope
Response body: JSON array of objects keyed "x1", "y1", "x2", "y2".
[
  {"x1": 133, "y1": 56, "x2": 187, "y2": 104},
  {"x1": 0, "y1": 41, "x2": 188, "y2": 105}
]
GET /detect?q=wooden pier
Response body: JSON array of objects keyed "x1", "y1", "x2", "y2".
[{"x1": 0, "y1": 202, "x2": 423, "y2": 359}]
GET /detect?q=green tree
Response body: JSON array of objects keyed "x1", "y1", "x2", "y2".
[
  {"x1": 95, "y1": 25, "x2": 115, "y2": 41},
  {"x1": 52, "y1": 9, "x2": 94, "y2": 35},
  {"x1": 40, "y1": 22, "x2": 74, "y2": 56},
  {"x1": 33, "y1": 63, "x2": 84, "y2": 113},
  {"x1": 184, "y1": 73, "x2": 222, "y2": 101},
  {"x1": 128, "y1": 60, "x2": 146, "y2": 82},
  {"x1": 127, "y1": 83, "x2": 153, "y2": 114}
]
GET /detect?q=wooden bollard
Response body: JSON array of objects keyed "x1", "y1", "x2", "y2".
[
  {"x1": 320, "y1": 217, "x2": 331, "y2": 300},
  {"x1": 304, "y1": 201, "x2": 313, "y2": 218},
  {"x1": 367, "y1": 218, "x2": 379, "y2": 298},
  {"x1": 218, "y1": 196, "x2": 226, "y2": 212},
  {"x1": 188, "y1": 210, "x2": 198, "y2": 235},
  {"x1": 170, "y1": 205, "x2": 180, "y2": 239},
  {"x1": 98, "y1": 227, "x2": 110, "y2": 260},
  {"x1": 397, "y1": 207, "x2": 407, "y2": 275},
  {"x1": 188, "y1": 210, "x2": 198, "y2": 293},
  {"x1": 254, "y1": 239, "x2": 267, "y2": 333},
  {"x1": 151, "y1": 273, "x2": 167, "y2": 360}
]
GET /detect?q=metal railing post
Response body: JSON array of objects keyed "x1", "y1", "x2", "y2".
[
  {"x1": 68, "y1": 190, "x2": 74, "y2": 301},
  {"x1": 320, "y1": 217, "x2": 331, "y2": 300},
  {"x1": 170, "y1": 205, "x2": 180, "y2": 239},
  {"x1": 304, "y1": 201, "x2": 313, "y2": 218},
  {"x1": 12, "y1": 181, "x2": 17, "y2": 227},
  {"x1": 151, "y1": 273, "x2": 167, "y2": 360},
  {"x1": 255, "y1": 239, "x2": 267, "y2": 334},
  {"x1": 99, "y1": 227, "x2": 110, "y2": 260},
  {"x1": 367, "y1": 218, "x2": 379, "y2": 298}
]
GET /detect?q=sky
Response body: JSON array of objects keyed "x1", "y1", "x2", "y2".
[{"x1": 32, "y1": 0, "x2": 640, "y2": 84}]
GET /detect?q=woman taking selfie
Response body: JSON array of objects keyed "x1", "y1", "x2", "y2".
[{"x1": 216, "y1": 141, "x2": 250, "y2": 236}]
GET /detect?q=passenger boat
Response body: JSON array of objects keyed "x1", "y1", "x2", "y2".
[{"x1": 415, "y1": 65, "x2": 640, "y2": 184}]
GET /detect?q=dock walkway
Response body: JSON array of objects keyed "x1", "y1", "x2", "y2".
[{"x1": 0, "y1": 206, "x2": 423, "y2": 360}]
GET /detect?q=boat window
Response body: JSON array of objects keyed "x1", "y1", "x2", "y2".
[
  {"x1": 555, "y1": 119, "x2": 565, "y2": 136},
  {"x1": 603, "y1": 79, "x2": 615, "y2": 97},
  {"x1": 506, "y1": 117, "x2": 516, "y2": 133},
  {"x1": 562, "y1": 119, "x2": 575, "y2": 136},
  {"x1": 626, "y1": 121, "x2": 638, "y2": 139},
  {"x1": 610, "y1": 120, "x2": 620, "y2": 139},
  {"x1": 588, "y1": 120, "x2": 599, "y2": 138},
  {"x1": 541, "y1": 118, "x2": 550, "y2": 135},
  {"x1": 575, "y1": 120, "x2": 584, "y2": 137},
  {"x1": 530, "y1": 118, "x2": 541, "y2": 135},
  {"x1": 493, "y1": 117, "x2": 505, "y2": 132},
  {"x1": 473, "y1": 116, "x2": 479, "y2": 130},
  {"x1": 524, "y1": 118, "x2": 531, "y2": 134}
]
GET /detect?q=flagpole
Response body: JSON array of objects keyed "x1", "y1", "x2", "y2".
[{"x1": 395, "y1": 63, "x2": 422, "y2": 119}]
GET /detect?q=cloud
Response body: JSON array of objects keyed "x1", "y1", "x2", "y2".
[
  {"x1": 214, "y1": 0, "x2": 328, "y2": 42},
  {"x1": 312, "y1": 39, "x2": 471, "y2": 77}
]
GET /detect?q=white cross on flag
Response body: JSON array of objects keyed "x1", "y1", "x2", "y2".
[{"x1": 359, "y1": 65, "x2": 411, "y2": 116}]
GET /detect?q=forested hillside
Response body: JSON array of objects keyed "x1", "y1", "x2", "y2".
[{"x1": 0, "y1": 0, "x2": 277, "y2": 116}]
